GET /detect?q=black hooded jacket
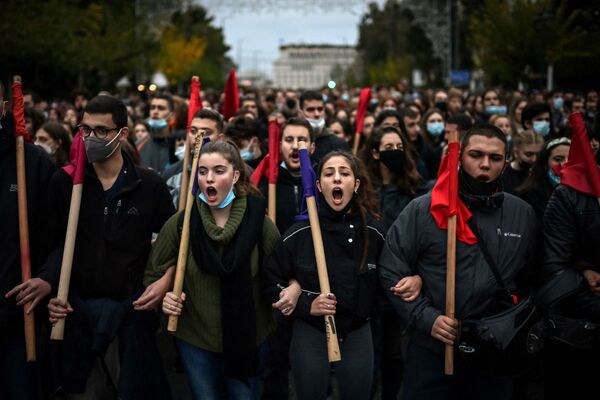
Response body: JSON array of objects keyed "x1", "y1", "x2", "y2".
[
  {"x1": 38, "y1": 152, "x2": 175, "y2": 300},
  {"x1": 0, "y1": 113, "x2": 56, "y2": 324},
  {"x1": 263, "y1": 206, "x2": 386, "y2": 338},
  {"x1": 540, "y1": 185, "x2": 600, "y2": 320},
  {"x1": 378, "y1": 190, "x2": 538, "y2": 353},
  {"x1": 258, "y1": 165, "x2": 304, "y2": 234}
]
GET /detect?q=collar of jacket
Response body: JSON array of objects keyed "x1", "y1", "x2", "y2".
[
  {"x1": 85, "y1": 151, "x2": 141, "y2": 197},
  {"x1": 459, "y1": 190, "x2": 504, "y2": 210}
]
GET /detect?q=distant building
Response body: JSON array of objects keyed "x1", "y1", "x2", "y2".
[{"x1": 272, "y1": 44, "x2": 357, "y2": 89}]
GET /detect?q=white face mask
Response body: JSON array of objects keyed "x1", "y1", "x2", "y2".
[
  {"x1": 307, "y1": 117, "x2": 325, "y2": 132},
  {"x1": 35, "y1": 141, "x2": 55, "y2": 155},
  {"x1": 174, "y1": 145, "x2": 185, "y2": 161}
]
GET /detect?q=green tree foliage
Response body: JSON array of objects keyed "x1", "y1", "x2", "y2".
[
  {"x1": 165, "y1": 6, "x2": 232, "y2": 89},
  {"x1": 469, "y1": 0, "x2": 599, "y2": 86},
  {"x1": 0, "y1": 1, "x2": 230, "y2": 97},
  {"x1": 356, "y1": 0, "x2": 440, "y2": 85}
]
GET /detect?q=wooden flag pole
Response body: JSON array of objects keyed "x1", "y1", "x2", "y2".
[
  {"x1": 13, "y1": 76, "x2": 36, "y2": 360},
  {"x1": 179, "y1": 76, "x2": 200, "y2": 211},
  {"x1": 268, "y1": 183, "x2": 276, "y2": 223},
  {"x1": 298, "y1": 141, "x2": 341, "y2": 362},
  {"x1": 168, "y1": 134, "x2": 203, "y2": 332},
  {"x1": 50, "y1": 182, "x2": 83, "y2": 340},
  {"x1": 444, "y1": 128, "x2": 459, "y2": 375},
  {"x1": 352, "y1": 132, "x2": 360, "y2": 156}
]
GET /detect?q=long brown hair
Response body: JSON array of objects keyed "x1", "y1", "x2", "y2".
[
  {"x1": 317, "y1": 151, "x2": 380, "y2": 272},
  {"x1": 361, "y1": 125, "x2": 422, "y2": 196}
]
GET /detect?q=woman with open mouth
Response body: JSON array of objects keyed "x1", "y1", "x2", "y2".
[
  {"x1": 144, "y1": 140, "x2": 281, "y2": 400},
  {"x1": 263, "y1": 151, "x2": 415, "y2": 400}
]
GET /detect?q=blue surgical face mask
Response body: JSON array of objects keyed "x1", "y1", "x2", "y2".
[
  {"x1": 199, "y1": 184, "x2": 236, "y2": 209},
  {"x1": 547, "y1": 169, "x2": 561, "y2": 186},
  {"x1": 553, "y1": 97, "x2": 564, "y2": 110},
  {"x1": 240, "y1": 146, "x2": 254, "y2": 161},
  {"x1": 148, "y1": 118, "x2": 168, "y2": 129},
  {"x1": 427, "y1": 122, "x2": 445, "y2": 137},
  {"x1": 485, "y1": 105, "x2": 507, "y2": 115},
  {"x1": 533, "y1": 120, "x2": 550, "y2": 136}
]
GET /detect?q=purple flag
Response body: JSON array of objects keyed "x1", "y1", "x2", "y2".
[{"x1": 295, "y1": 147, "x2": 319, "y2": 221}]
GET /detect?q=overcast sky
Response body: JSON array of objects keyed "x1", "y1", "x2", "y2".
[{"x1": 197, "y1": 0, "x2": 384, "y2": 77}]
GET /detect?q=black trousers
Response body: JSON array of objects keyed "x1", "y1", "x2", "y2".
[
  {"x1": 543, "y1": 340, "x2": 600, "y2": 400},
  {"x1": 402, "y1": 340, "x2": 513, "y2": 400}
]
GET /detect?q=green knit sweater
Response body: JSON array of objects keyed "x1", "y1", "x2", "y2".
[{"x1": 144, "y1": 196, "x2": 280, "y2": 352}]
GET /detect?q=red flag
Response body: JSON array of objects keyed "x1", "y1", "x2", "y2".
[
  {"x1": 559, "y1": 112, "x2": 600, "y2": 197},
  {"x1": 222, "y1": 68, "x2": 239, "y2": 120},
  {"x1": 11, "y1": 80, "x2": 32, "y2": 143},
  {"x1": 267, "y1": 120, "x2": 280, "y2": 184},
  {"x1": 355, "y1": 87, "x2": 371, "y2": 135},
  {"x1": 430, "y1": 142, "x2": 477, "y2": 245},
  {"x1": 62, "y1": 131, "x2": 87, "y2": 185},
  {"x1": 186, "y1": 77, "x2": 203, "y2": 133},
  {"x1": 250, "y1": 120, "x2": 281, "y2": 186}
]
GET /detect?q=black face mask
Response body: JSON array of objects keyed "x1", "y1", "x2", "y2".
[
  {"x1": 519, "y1": 160, "x2": 533, "y2": 172},
  {"x1": 286, "y1": 99, "x2": 296, "y2": 109},
  {"x1": 459, "y1": 168, "x2": 501, "y2": 196},
  {"x1": 379, "y1": 149, "x2": 406, "y2": 176},
  {"x1": 435, "y1": 101, "x2": 448, "y2": 113}
]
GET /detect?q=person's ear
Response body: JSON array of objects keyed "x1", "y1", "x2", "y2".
[
  {"x1": 524, "y1": 120, "x2": 532, "y2": 129},
  {"x1": 354, "y1": 178, "x2": 361, "y2": 194},
  {"x1": 316, "y1": 179, "x2": 322, "y2": 193},
  {"x1": 372, "y1": 148, "x2": 380, "y2": 160},
  {"x1": 233, "y1": 169, "x2": 240, "y2": 185},
  {"x1": 309, "y1": 142, "x2": 316, "y2": 155},
  {"x1": 217, "y1": 132, "x2": 225, "y2": 141},
  {"x1": 119, "y1": 127, "x2": 129, "y2": 141}
]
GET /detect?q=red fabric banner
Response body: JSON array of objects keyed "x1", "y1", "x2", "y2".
[
  {"x1": 430, "y1": 142, "x2": 477, "y2": 245},
  {"x1": 354, "y1": 87, "x2": 371, "y2": 136},
  {"x1": 559, "y1": 112, "x2": 600, "y2": 197},
  {"x1": 222, "y1": 68, "x2": 239, "y2": 120},
  {"x1": 186, "y1": 77, "x2": 203, "y2": 134},
  {"x1": 62, "y1": 131, "x2": 87, "y2": 185},
  {"x1": 11, "y1": 81, "x2": 32, "y2": 142}
]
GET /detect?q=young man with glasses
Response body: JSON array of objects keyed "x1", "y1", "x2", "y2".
[
  {"x1": 140, "y1": 94, "x2": 174, "y2": 175},
  {"x1": 299, "y1": 90, "x2": 349, "y2": 162},
  {"x1": 43, "y1": 95, "x2": 175, "y2": 399}
]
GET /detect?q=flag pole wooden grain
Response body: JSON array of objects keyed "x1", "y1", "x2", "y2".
[
  {"x1": 179, "y1": 76, "x2": 200, "y2": 211},
  {"x1": 168, "y1": 134, "x2": 203, "y2": 332},
  {"x1": 13, "y1": 76, "x2": 36, "y2": 360},
  {"x1": 298, "y1": 141, "x2": 341, "y2": 362},
  {"x1": 444, "y1": 128, "x2": 459, "y2": 375},
  {"x1": 351, "y1": 132, "x2": 360, "y2": 156},
  {"x1": 50, "y1": 183, "x2": 83, "y2": 340},
  {"x1": 268, "y1": 183, "x2": 276, "y2": 223}
]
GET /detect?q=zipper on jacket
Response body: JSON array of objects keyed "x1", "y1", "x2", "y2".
[{"x1": 294, "y1": 185, "x2": 299, "y2": 213}]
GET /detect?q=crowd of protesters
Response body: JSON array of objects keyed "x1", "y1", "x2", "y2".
[{"x1": 1, "y1": 79, "x2": 599, "y2": 400}]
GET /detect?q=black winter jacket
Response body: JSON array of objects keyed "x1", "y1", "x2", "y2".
[
  {"x1": 378, "y1": 191, "x2": 538, "y2": 353},
  {"x1": 0, "y1": 114, "x2": 56, "y2": 324},
  {"x1": 39, "y1": 152, "x2": 175, "y2": 300},
  {"x1": 263, "y1": 207, "x2": 385, "y2": 338},
  {"x1": 258, "y1": 166, "x2": 303, "y2": 234},
  {"x1": 540, "y1": 185, "x2": 600, "y2": 320},
  {"x1": 313, "y1": 130, "x2": 350, "y2": 163}
]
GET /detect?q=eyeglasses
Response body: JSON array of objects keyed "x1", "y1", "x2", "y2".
[{"x1": 78, "y1": 124, "x2": 119, "y2": 139}]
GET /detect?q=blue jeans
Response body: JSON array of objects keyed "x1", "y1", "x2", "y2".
[{"x1": 175, "y1": 338, "x2": 265, "y2": 400}]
